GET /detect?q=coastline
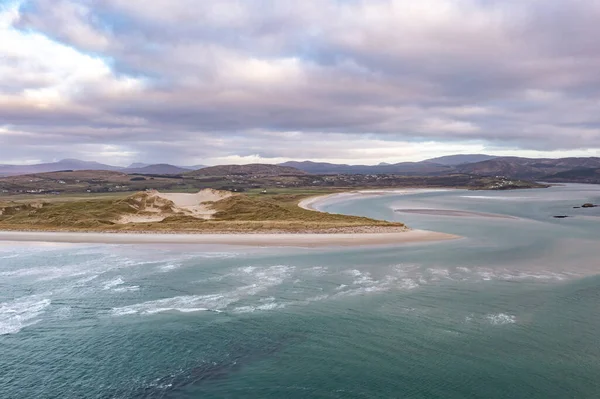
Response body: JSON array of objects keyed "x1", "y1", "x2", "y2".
[
  {"x1": 298, "y1": 188, "x2": 456, "y2": 211},
  {"x1": 0, "y1": 189, "x2": 460, "y2": 246},
  {"x1": 0, "y1": 229, "x2": 458, "y2": 247}
]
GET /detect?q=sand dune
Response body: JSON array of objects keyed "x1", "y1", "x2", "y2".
[
  {"x1": 0, "y1": 190, "x2": 461, "y2": 247},
  {"x1": 155, "y1": 189, "x2": 233, "y2": 218},
  {"x1": 117, "y1": 189, "x2": 233, "y2": 224}
]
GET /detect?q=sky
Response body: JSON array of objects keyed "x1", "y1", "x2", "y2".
[{"x1": 1, "y1": 0, "x2": 600, "y2": 166}]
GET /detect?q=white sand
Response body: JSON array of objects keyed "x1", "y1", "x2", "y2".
[
  {"x1": 0, "y1": 189, "x2": 461, "y2": 247},
  {"x1": 0, "y1": 230, "x2": 459, "y2": 247},
  {"x1": 117, "y1": 189, "x2": 233, "y2": 224},
  {"x1": 156, "y1": 189, "x2": 232, "y2": 218}
]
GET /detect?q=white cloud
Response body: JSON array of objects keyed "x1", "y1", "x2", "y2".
[
  {"x1": 20, "y1": 0, "x2": 111, "y2": 51},
  {"x1": 0, "y1": 1, "x2": 144, "y2": 109},
  {"x1": 1, "y1": 0, "x2": 600, "y2": 164}
]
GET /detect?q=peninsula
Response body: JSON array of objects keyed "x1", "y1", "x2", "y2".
[
  {"x1": 0, "y1": 189, "x2": 458, "y2": 246},
  {"x1": 0, "y1": 161, "x2": 551, "y2": 246}
]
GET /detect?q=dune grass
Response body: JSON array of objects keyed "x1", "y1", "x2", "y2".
[{"x1": 0, "y1": 191, "x2": 405, "y2": 233}]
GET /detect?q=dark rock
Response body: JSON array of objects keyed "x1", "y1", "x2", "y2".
[
  {"x1": 573, "y1": 207, "x2": 581, "y2": 209},
  {"x1": 553, "y1": 215, "x2": 570, "y2": 219},
  {"x1": 582, "y1": 203, "x2": 597, "y2": 208}
]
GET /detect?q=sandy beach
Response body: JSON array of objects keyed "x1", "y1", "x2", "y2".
[
  {"x1": 0, "y1": 229, "x2": 458, "y2": 247},
  {"x1": 0, "y1": 190, "x2": 460, "y2": 246}
]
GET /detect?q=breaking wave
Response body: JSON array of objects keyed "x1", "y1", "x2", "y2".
[{"x1": 0, "y1": 296, "x2": 51, "y2": 335}]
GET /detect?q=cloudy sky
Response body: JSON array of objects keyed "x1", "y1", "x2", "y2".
[{"x1": 1, "y1": 0, "x2": 600, "y2": 166}]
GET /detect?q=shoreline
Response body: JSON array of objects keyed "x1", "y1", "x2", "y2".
[
  {"x1": 0, "y1": 189, "x2": 461, "y2": 247},
  {"x1": 0, "y1": 229, "x2": 459, "y2": 247},
  {"x1": 298, "y1": 188, "x2": 456, "y2": 211}
]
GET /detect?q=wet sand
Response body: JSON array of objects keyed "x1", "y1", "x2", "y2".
[{"x1": 0, "y1": 229, "x2": 459, "y2": 247}]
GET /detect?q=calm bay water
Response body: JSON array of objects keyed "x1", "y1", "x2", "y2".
[{"x1": 1, "y1": 184, "x2": 599, "y2": 398}]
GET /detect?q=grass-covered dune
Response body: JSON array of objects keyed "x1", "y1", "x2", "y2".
[{"x1": 0, "y1": 191, "x2": 405, "y2": 233}]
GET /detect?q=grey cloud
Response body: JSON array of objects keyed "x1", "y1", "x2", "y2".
[{"x1": 2, "y1": 0, "x2": 600, "y2": 164}]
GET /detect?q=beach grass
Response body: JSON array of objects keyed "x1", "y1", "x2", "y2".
[{"x1": 0, "y1": 190, "x2": 405, "y2": 233}]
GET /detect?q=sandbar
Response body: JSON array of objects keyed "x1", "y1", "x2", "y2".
[
  {"x1": 0, "y1": 189, "x2": 461, "y2": 247},
  {"x1": 0, "y1": 229, "x2": 458, "y2": 247}
]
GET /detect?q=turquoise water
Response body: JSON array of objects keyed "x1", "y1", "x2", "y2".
[{"x1": 1, "y1": 184, "x2": 599, "y2": 398}]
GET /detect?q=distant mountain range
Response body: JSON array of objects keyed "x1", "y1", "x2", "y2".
[
  {"x1": 0, "y1": 159, "x2": 122, "y2": 176},
  {"x1": 456, "y1": 157, "x2": 600, "y2": 179},
  {"x1": 1, "y1": 155, "x2": 600, "y2": 184},
  {"x1": 423, "y1": 154, "x2": 498, "y2": 166},
  {"x1": 0, "y1": 159, "x2": 205, "y2": 176},
  {"x1": 123, "y1": 164, "x2": 192, "y2": 175},
  {"x1": 187, "y1": 164, "x2": 306, "y2": 176},
  {"x1": 279, "y1": 156, "x2": 600, "y2": 181},
  {"x1": 278, "y1": 161, "x2": 454, "y2": 175},
  {"x1": 542, "y1": 168, "x2": 600, "y2": 184}
]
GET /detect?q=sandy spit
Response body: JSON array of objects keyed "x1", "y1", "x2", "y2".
[
  {"x1": 0, "y1": 189, "x2": 461, "y2": 247},
  {"x1": 0, "y1": 229, "x2": 458, "y2": 247}
]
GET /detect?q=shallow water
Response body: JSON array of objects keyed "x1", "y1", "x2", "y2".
[{"x1": 1, "y1": 184, "x2": 599, "y2": 398}]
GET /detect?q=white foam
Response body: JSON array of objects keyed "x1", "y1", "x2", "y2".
[
  {"x1": 427, "y1": 268, "x2": 451, "y2": 280},
  {"x1": 112, "y1": 265, "x2": 295, "y2": 315},
  {"x1": 347, "y1": 269, "x2": 374, "y2": 285},
  {"x1": 500, "y1": 271, "x2": 566, "y2": 281},
  {"x1": 477, "y1": 270, "x2": 495, "y2": 281},
  {"x1": 232, "y1": 302, "x2": 285, "y2": 313},
  {"x1": 306, "y1": 294, "x2": 330, "y2": 302},
  {"x1": 0, "y1": 252, "x2": 150, "y2": 283},
  {"x1": 112, "y1": 295, "x2": 222, "y2": 316},
  {"x1": 103, "y1": 277, "x2": 125, "y2": 290},
  {"x1": 487, "y1": 313, "x2": 516, "y2": 325},
  {"x1": 0, "y1": 296, "x2": 51, "y2": 335},
  {"x1": 259, "y1": 296, "x2": 276, "y2": 303},
  {"x1": 0, "y1": 266, "x2": 85, "y2": 279},
  {"x1": 401, "y1": 278, "x2": 419, "y2": 290},
  {"x1": 158, "y1": 263, "x2": 181, "y2": 272},
  {"x1": 240, "y1": 266, "x2": 257, "y2": 274},
  {"x1": 113, "y1": 285, "x2": 140, "y2": 293},
  {"x1": 196, "y1": 252, "x2": 241, "y2": 259},
  {"x1": 473, "y1": 267, "x2": 569, "y2": 282}
]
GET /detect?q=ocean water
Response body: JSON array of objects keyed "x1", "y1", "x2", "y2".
[{"x1": 1, "y1": 184, "x2": 599, "y2": 398}]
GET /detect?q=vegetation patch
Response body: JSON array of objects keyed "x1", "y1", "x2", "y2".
[{"x1": 0, "y1": 191, "x2": 404, "y2": 233}]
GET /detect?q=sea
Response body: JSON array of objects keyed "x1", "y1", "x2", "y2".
[{"x1": 1, "y1": 183, "x2": 599, "y2": 398}]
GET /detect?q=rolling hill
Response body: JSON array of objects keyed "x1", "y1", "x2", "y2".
[
  {"x1": 457, "y1": 157, "x2": 600, "y2": 179},
  {"x1": 542, "y1": 168, "x2": 600, "y2": 184},
  {"x1": 278, "y1": 161, "x2": 454, "y2": 175},
  {"x1": 0, "y1": 159, "x2": 122, "y2": 176},
  {"x1": 0, "y1": 160, "x2": 205, "y2": 177},
  {"x1": 423, "y1": 154, "x2": 497, "y2": 166},
  {"x1": 3, "y1": 156, "x2": 600, "y2": 185},
  {"x1": 124, "y1": 164, "x2": 191, "y2": 175},
  {"x1": 187, "y1": 164, "x2": 306, "y2": 176}
]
